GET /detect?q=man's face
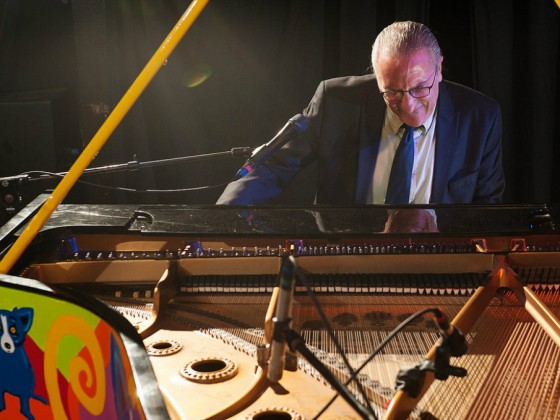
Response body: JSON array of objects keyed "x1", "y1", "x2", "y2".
[{"x1": 375, "y1": 49, "x2": 443, "y2": 128}]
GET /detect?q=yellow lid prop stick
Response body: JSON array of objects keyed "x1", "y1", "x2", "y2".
[{"x1": 0, "y1": 0, "x2": 209, "y2": 274}]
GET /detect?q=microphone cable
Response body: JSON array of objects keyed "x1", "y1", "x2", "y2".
[
  {"x1": 289, "y1": 255, "x2": 377, "y2": 419},
  {"x1": 315, "y1": 307, "x2": 445, "y2": 418},
  {"x1": 14, "y1": 170, "x2": 231, "y2": 193}
]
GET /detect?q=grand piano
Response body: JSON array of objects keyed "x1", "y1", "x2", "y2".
[{"x1": 1, "y1": 195, "x2": 559, "y2": 419}]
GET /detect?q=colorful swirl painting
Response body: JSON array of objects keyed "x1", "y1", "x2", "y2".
[{"x1": 0, "y1": 286, "x2": 146, "y2": 420}]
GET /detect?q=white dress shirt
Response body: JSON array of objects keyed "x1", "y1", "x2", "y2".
[{"x1": 369, "y1": 107, "x2": 437, "y2": 204}]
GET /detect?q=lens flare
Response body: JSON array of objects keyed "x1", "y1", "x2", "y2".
[{"x1": 183, "y1": 63, "x2": 212, "y2": 88}]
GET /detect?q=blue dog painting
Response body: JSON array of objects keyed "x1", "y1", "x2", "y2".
[{"x1": 0, "y1": 307, "x2": 47, "y2": 420}]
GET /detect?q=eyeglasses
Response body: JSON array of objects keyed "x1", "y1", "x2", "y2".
[{"x1": 380, "y1": 69, "x2": 437, "y2": 101}]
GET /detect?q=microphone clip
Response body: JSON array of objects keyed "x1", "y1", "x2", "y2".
[
  {"x1": 395, "y1": 359, "x2": 434, "y2": 398},
  {"x1": 433, "y1": 331, "x2": 467, "y2": 380},
  {"x1": 271, "y1": 316, "x2": 293, "y2": 344},
  {"x1": 395, "y1": 310, "x2": 468, "y2": 397},
  {"x1": 395, "y1": 336, "x2": 467, "y2": 398}
]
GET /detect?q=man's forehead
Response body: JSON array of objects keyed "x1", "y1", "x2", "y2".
[{"x1": 377, "y1": 53, "x2": 433, "y2": 79}]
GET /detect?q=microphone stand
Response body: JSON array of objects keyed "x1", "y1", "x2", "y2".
[
  {"x1": 277, "y1": 325, "x2": 376, "y2": 419},
  {"x1": 0, "y1": 147, "x2": 253, "y2": 222},
  {"x1": 4, "y1": 147, "x2": 254, "y2": 183},
  {"x1": 269, "y1": 257, "x2": 376, "y2": 419}
]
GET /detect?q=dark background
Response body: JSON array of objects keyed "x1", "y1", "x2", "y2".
[{"x1": 0, "y1": 0, "x2": 558, "y2": 211}]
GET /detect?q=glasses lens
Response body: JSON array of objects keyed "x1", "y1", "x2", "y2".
[
  {"x1": 383, "y1": 91, "x2": 401, "y2": 100},
  {"x1": 410, "y1": 87, "x2": 430, "y2": 98}
]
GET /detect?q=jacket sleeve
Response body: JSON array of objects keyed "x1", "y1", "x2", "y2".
[{"x1": 216, "y1": 85, "x2": 324, "y2": 205}]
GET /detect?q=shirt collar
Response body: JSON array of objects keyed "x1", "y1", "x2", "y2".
[{"x1": 386, "y1": 106, "x2": 437, "y2": 136}]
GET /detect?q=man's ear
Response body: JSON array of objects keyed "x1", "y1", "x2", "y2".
[{"x1": 437, "y1": 56, "x2": 444, "y2": 81}]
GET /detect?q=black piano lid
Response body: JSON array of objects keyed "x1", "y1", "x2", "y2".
[
  {"x1": 124, "y1": 204, "x2": 557, "y2": 236},
  {"x1": 1, "y1": 197, "x2": 555, "y2": 239}
]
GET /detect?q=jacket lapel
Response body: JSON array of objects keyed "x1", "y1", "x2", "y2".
[
  {"x1": 354, "y1": 85, "x2": 385, "y2": 204},
  {"x1": 431, "y1": 81, "x2": 459, "y2": 203}
]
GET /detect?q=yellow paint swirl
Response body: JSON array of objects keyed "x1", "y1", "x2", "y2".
[{"x1": 44, "y1": 315, "x2": 106, "y2": 419}]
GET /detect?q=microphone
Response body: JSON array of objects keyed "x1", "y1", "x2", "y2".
[
  {"x1": 433, "y1": 308, "x2": 451, "y2": 333},
  {"x1": 234, "y1": 114, "x2": 310, "y2": 180},
  {"x1": 268, "y1": 257, "x2": 296, "y2": 383},
  {"x1": 433, "y1": 308, "x2": 467, "y2": 357}
]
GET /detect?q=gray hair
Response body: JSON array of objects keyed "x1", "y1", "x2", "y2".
[{"x1": 371, "y1": 21, "x2": 442, "y2": 76}]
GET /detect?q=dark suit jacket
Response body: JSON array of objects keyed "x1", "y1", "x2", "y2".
[{"x1": 217, "y1": 75, "x2": 505, "y2": 205}]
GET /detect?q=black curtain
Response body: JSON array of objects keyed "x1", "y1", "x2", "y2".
[
  {"x1": 472, "y1": 0, "x2": 560, "y2": 203},
  {"x1": 71, "y1": 0, "x2": 328, "y2": 204},
  {"x1": 0, "y1": 0, "x2": 558, "y2": 206}
]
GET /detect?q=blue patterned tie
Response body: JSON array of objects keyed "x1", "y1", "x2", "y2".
[{"x1": 385, "y1": 125, "x2": 415, "y2": 204}]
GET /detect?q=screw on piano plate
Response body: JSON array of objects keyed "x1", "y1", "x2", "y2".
[{"x1": 256, "y1": 343, "x2": 270, "y2": 367}]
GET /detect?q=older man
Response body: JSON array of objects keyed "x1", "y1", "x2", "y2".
[{"x1": 217, "y1": 21, "x2": 505, "y2": 205}]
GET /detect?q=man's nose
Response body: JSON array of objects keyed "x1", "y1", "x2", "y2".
[{"x1": 400, "y1": 92, "x2": 417, "y2": 111}]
